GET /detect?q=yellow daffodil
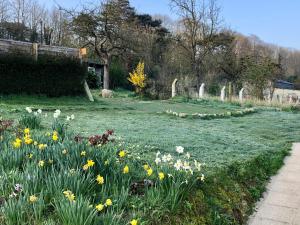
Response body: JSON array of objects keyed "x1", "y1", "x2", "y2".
[
  {"x1": 147, "y1": 168, "x2": 153, "y2": 176},
  {"x1": 27, "y1": 153, "x2": 33, "y2": 159},
  {"x1": 123, "y1": 165, "x2": 129, "y2": 174},
  {"x1": 63, "y1": 190, "x2": 75, "y2": 202},
  {"x1": 105, "y1": 198, "x2": 112, "y2": 206},
  {"x1": 38, "y1": 144, "x2": 47, "y2": 150},
  {"x1": 130, "y1": 219, "x2": 138, "y2": 225},
  {"x1": 87, "y1": 159, "x2": 95, "y2": 167},
  {"x1": 104, "y1": 160, "x2": 109, "y2": 165},
  {"x1": 24, "y1": 137, "x2": 33, "y2": 145},
  {"x1": 52, "y1": 134, "x2": 58, "y2": 141},
  {"x1": 118, "y1": 150, "x2": 126, "y2": 158},
  {"x1": 96, "y1": 175, "x2": 104, "y2": 185},
  {"x1": 29, "y1": 195, "x2": 38, "y2": 203},
  {"x1": 83, "y1": 164, "x2": 89, "y2": 171},
  {"x1": 24, "y1": 128, "x2": 30, "y2": 134},
  {"x1": 80, "y1": 151, "x2": 86, "y2": 156},
  {"x1": 38, "y1": 160, "x2": 45, "y2": 167},
  {"x1": 33, "y1": 141, "x2": 38, "y2": 146},
  {"x1": 143, "y1": 164, "x2": 149, "y2": 170},
  {"x1": 95, "y1": 203, "x2": 104, "y2": 211},
  {"x1": 158, "y1": 172, "x2": 165, "y2": 181},
  {"x1": 13, "y1": 138, "x2": 22, "y2": 148}
]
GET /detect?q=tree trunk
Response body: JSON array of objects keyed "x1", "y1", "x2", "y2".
[{"x1": 103, "y1": 56, "x2": 110, "y2": 90}]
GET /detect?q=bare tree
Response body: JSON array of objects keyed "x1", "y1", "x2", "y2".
[
  {"x1": 170, "y1": 0, "x2": 222, "y2": 83},
  {"x1": 0, "y1": 0, "x2": 10, "y2": 22}
]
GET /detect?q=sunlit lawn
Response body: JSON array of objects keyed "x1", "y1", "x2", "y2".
[{"x1": 1, "y1": 90, "x2": 299, "y2": 170}]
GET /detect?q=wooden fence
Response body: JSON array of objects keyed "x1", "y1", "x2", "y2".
[{"x1": 0, "y1": 39, "x2": 80, "y2": 59}]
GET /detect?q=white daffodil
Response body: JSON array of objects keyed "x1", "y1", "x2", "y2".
[
  {"x1": 70, "y1": 114, "x2": 75, "y2": 120},
  {"x1": 25, "y1": 107, "x2": 32, "y2": 113},
  {"x1": 155, "y1": 157, "x2": 161, "y2": 165},
  {"x1": 37, "y1": 109, "x2": 42, "y2": 114},
  {"x1": 194, "y1": 160, "x2": 202, "y2": 172},
  {"x1": 176, "y1": 146, "x2": 184, "y2": 154},
  {"x1": 201, "y1": 174, "x2": 205, "y2": 181},
  {"x1": 174, "y1": 159, "x2": 182, "y2": 171},
  {"x1": 156, "y1": 151, "x2": 161, "y2": 158},
  {"x1": 182, "y1": 161, "x2": 191, "y2": 170},
  {"x1": 185, "y1": 152, "x2": 190, "y2": 159},
  {"x1": 66, "y1": 116, "x2": 71, "y2": 121}
]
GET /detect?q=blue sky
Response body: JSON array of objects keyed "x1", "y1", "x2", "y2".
[{"x1": 41, "y1": 0, "x2": 300, "y2": 50}]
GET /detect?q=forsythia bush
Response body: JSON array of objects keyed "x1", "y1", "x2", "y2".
[{"x1": 128, "y1": 61, "x2": 147, "y2": 93}]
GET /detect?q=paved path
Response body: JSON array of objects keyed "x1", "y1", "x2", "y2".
[{"x1": 248, "y1": 143, "x2": 300, "y2": 225}]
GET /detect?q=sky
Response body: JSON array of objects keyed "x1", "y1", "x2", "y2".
[{"x1": 40, "y1": 0, "x2": 300, "y2": 50}]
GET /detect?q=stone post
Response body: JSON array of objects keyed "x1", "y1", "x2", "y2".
[
  {"x1": 32, "y1": 43, "x2": 38, "y2": 61},
  {"x1": 239, "y1": 88, "x2": 244, "y2": 102},
  {"x1": 172, "y1": 79, "x2": 178, "y2": 98},
  {"x1": 199, "y1": 83, "x2": 205, "y2": 98},
  {"x1": 220, "y1": 86, "x2": 226, "y2": 101}
]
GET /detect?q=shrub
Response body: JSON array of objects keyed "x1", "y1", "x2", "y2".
[
  {"x1": 0, "y1": 54, "x2": 87, "y2": 96},
  {"x1": 86, "y1": 70, "x2": 101, "y2": 89}
]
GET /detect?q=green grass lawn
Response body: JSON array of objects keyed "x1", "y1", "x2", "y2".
[
  {"x1": 1, "y1": 91, "x2": 299, "y2": 170},
  {"x1": 1, "y1": 91, "x2": 299, "y2": 224}
]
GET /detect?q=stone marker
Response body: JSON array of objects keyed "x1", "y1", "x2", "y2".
[
  {"x1": 172, "y1": 79, "x2": 178, "y2": 98},
  {"x1": 289, "y1": 95, "x2": 293, "y2": 104},
  {"x1": 84, "y1": 80, "x2": 94, "y2": 102},
  {"x1": 220, "y1": 86, "x2": 226, "y2": 101},
  {"x1": 239, "y1": 88, "x2": 244, "y2": 102},
  {"x1": 199, "y1": 83, "x2": 205, "y2": 98},
  {"x1": 101, "y1": 89, "x2": 113, "y2": 98}
]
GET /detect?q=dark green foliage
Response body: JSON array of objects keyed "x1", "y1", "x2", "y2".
[
  {"x1": 86, "y1": 71, "x2": 100, "y2": 89},
  {"x1": 109, "y1": 59, "x2": 128, "y2": 89},
  {"x1": 0, "y1": 54, "x2": 87, "y2": 96}
]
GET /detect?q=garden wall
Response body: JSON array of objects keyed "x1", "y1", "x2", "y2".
[{"x1": 0, "y1": 39, "x2": 87, "y2": 96}]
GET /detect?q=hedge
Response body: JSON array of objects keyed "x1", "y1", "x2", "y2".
[{"x1": 0, "y1": 54, "x2": 87, "y2": 96}]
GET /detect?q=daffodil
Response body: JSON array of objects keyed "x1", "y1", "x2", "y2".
[
  {"x1": 146, "y1": 168, "x2": 153, "y2": 176},
  {"x1": 52, "y1": 134, "x2": 58, "y2": 141},
  {"x1": 29, "y1": 195, "x2": 38, "y2": 203},
  {"x1": 24, "y1": 137, "x2": 33, "y2": 145},
  {"x1": 87, "y1": 159, "x2": 95, "y2": 167},
  {"x1": 63, "y1": 190, "x2": 75, "y2": 202},
  {"x1": 118, "y1": 150, "x2": 126, "y2": 158},
  {"x1": 27, "y1": 153, "x2": 33, "y2": 159},
  {"x1": 13, "y1": 138, "x2": 22, "y2": 148},
  {"x1": 143, "y1": 164, "x2": 149, "y2": 170},
  {"x1": 95, "y1": 203, "x2": 104, "y2": 211},
  {"x1": 83, "y1": 164, "x2": 89, "y2": 171},
  {"x1": 38, "y1": 144, "x2": 47, "y2": 150},
  {"x1": 158, "y1": 172, "x2": 165, "y2": 181},
  {"x1": 123, "y1": 165, "x2": 129, "y2": 174},
  {"x1": 96, "y1": 175, "x2": 104, "y2": 185},
  {"x1": 24, "y1": 128, "x2": 30, "y2": 134},
  {"x1": 38, "y1": 160, "x2": 45, "y2": 167},
  {"x1": 80, "y1": 151, "x2": 86, "y2": 156},
  {"x1": 130, "y1": 219, "x2": 138, "y2": 225},
  {"x1": 62, "y1": 149, "x2": 68, "y2": 154},
  {"x1": 105, "y1": 198, "x2": 112, "y2": 206}
]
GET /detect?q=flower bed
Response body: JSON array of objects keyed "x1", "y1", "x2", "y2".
[
  {"x1": 0, "y1": 109, "x2": 205, "y2": 225},
  {"x1": 164, "y1": 108, "x2": 257, "y2": 119}
]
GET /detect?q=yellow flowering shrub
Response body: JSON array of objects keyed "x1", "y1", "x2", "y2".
[{"x1": 128, "y1": 61, "x2": 147, "y2": 93}]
